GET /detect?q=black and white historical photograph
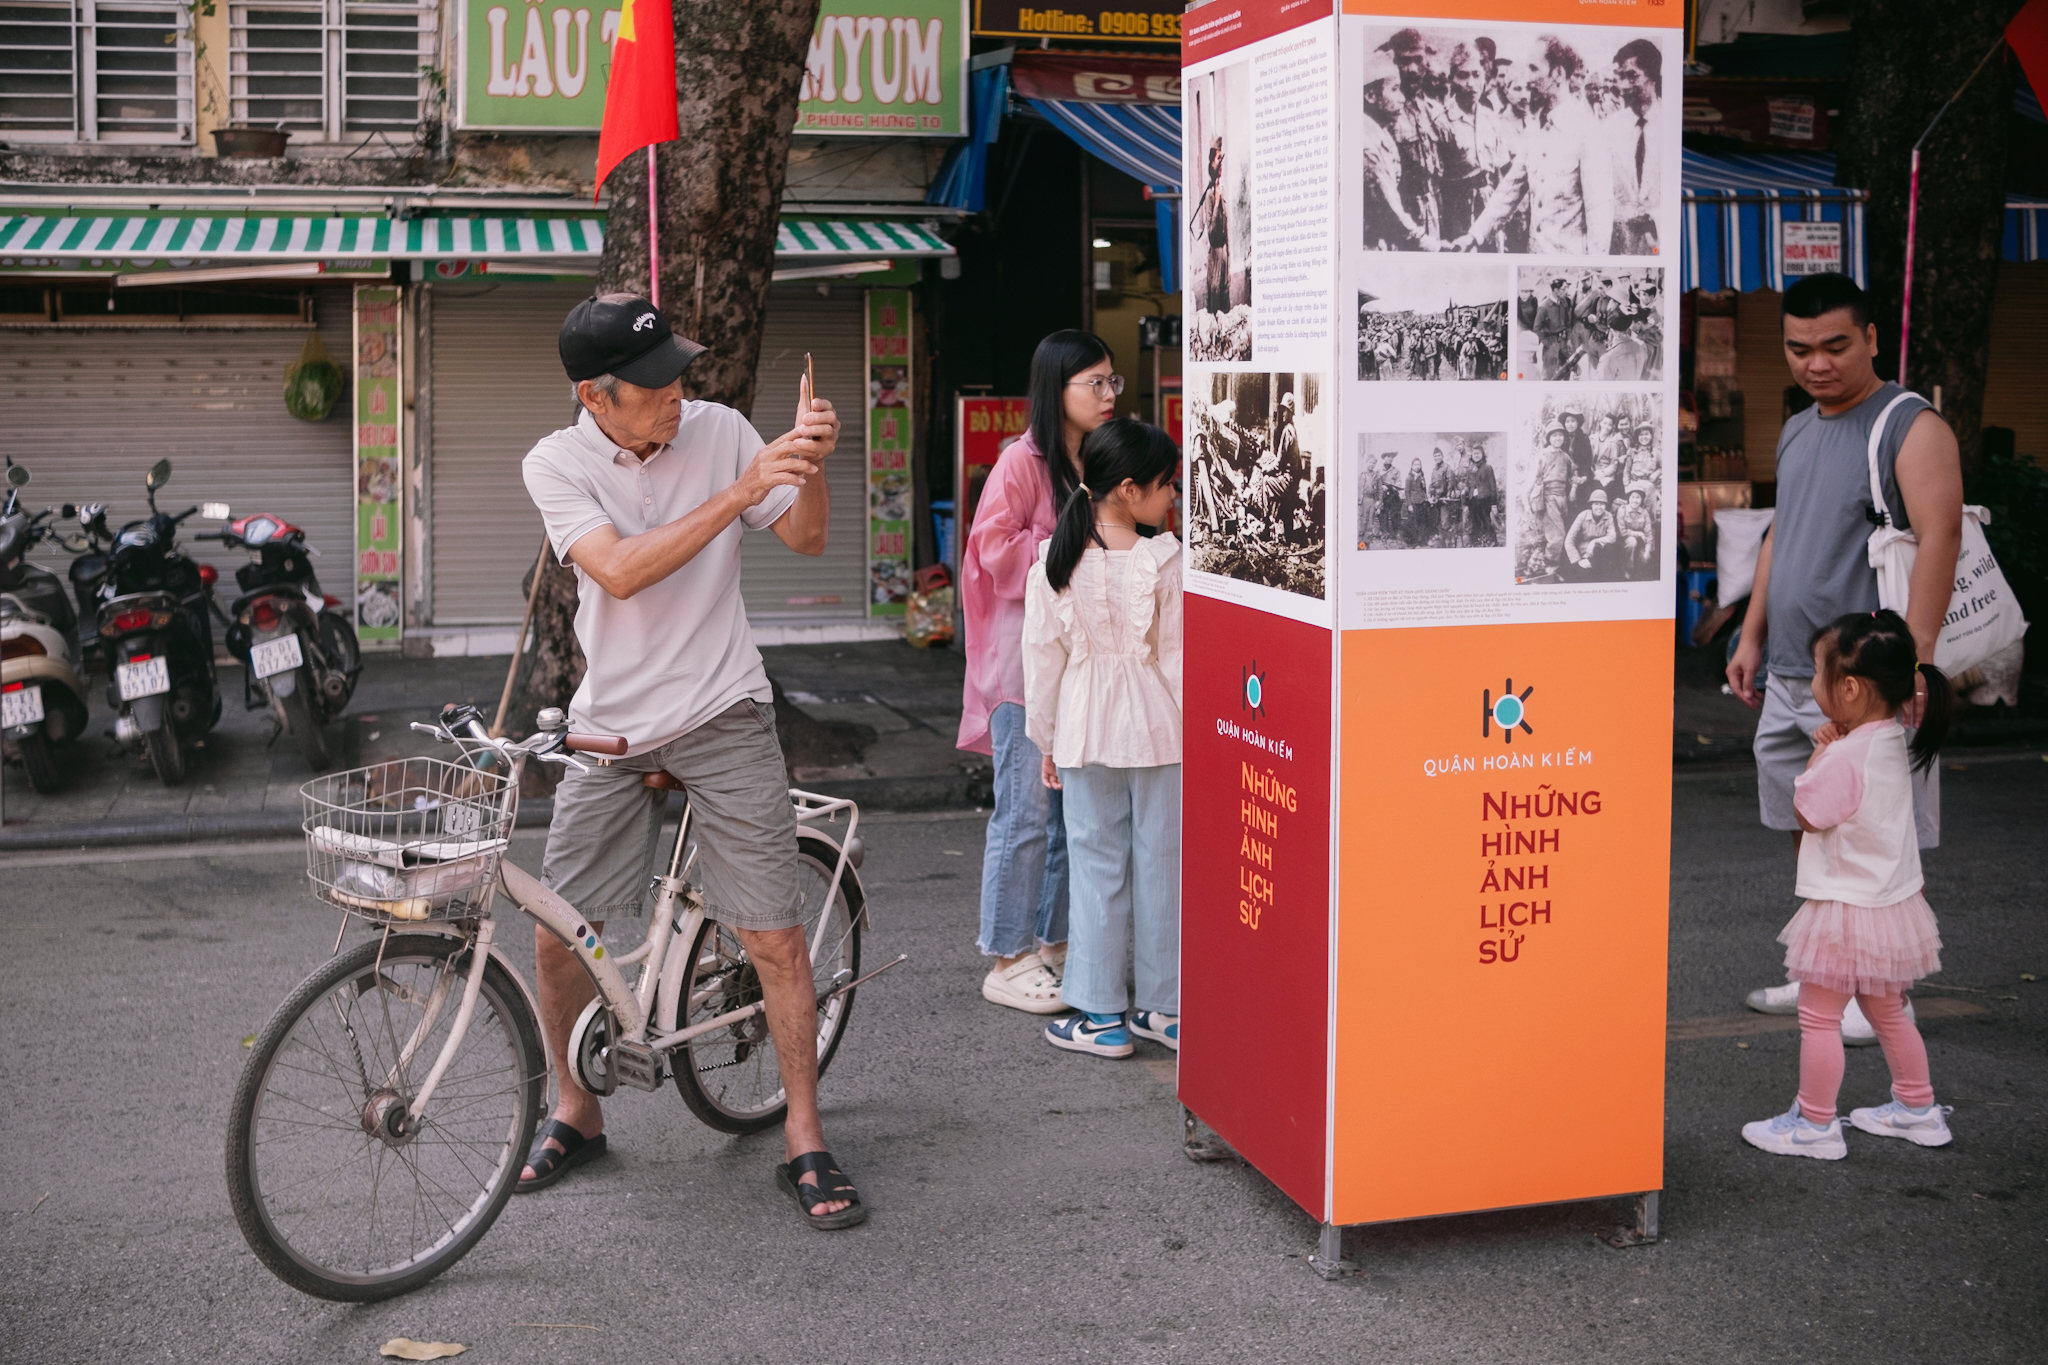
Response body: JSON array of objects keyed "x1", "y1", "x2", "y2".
[
  {"x1": 1355, "y1": 431, "x2": 1504, "y2": 550},
  {"x1": 1186, "y1": 61, "x2": 1254, "y2": 360},
  {"x1": 1357, "y1": 257, "x2": 1508, "y2": 380},
  {"x1": 1185, "y1": 370, "x2": 1327, "y2": 599},
  {"x1": 1516, "y1": 266, "x2": 1665, "y2": 381},
  {"x1": 1358, "y1": 24, "x2": 1666, "y2": 255},
  {"x1": 1510, "y1": 392, "x2": 1664, "y2": 584}
]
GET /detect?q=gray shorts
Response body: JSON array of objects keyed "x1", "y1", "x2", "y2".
[
  {"x1": 1754, "y1": 673, "x2": 1939, "y2": 848},
  {"x1": 541, "y1": 698, "x2": 805, "y2": 930}
]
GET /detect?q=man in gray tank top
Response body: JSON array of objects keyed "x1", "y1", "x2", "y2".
[{"x1": 1725, "y1": 273, "x2": 1964, "y2": 1034}]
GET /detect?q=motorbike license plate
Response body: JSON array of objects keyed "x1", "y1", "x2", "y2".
[
  {"x1": 116, "y1": 656, "x2": 171, "y2": 701},
  {"x1": 1, "y1": 684, "x2": 43, "y2": 728},
  {"x1": 250, "y1": 633, "x2": 304, "y2": 680}
]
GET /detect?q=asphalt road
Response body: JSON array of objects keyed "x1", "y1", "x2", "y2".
[{"x1": 0, "y1": 759, "x2": 2042, "y2": 1363}]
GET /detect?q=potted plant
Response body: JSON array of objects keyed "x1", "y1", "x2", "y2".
[{"x1": 211, "y1": 124, "x2": 292, "y2": 158}]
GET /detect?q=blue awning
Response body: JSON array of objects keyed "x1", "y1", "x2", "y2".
[{"x1": 1681, "y1": 149, "x2": 2046, "y2": 293}]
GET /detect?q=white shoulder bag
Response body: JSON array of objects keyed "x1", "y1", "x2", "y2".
[{"x1": 1864, "y1": 391, "x2": 2028, "y2": 674}]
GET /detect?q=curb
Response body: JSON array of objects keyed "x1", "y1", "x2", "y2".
[{"x1": 0, "y1": 773, "x2": 990, "y2": 852}]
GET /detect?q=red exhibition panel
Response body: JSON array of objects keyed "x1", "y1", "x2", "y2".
[{"x1": 1179, "y1": 594, "x2": 1332, "y2": 1217}]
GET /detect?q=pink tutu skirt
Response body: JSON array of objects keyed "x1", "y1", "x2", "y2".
[{"x1": 1779, "y1": 891, "x2": 1942, "y2": 997}]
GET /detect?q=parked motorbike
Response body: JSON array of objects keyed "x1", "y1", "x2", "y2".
[
  {"x1": 72, "y1": 459, "x2": 222, "y2": 785},
  {"x1": 204, "y1": 507, "x2": 360, "y2": 770},
  {"x1": 0, "y1": 463, "x2": 91, "y2": 793}
]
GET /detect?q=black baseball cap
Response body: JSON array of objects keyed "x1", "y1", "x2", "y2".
[{"x1": 559, "y1": 293, "x2": 706, "y2": 388}]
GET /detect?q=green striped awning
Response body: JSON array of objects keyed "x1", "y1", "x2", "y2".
[
  {"x1": 775, "y1": 219, "x2": 953, "y2": 257},
  {"x1": 0, "y1": 214, "x2": 952, "y2": 266},
  {"x1": 0, "y1": 215, "x2": 607, "y2": 261}
]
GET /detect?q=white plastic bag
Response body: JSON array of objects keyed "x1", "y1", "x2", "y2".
[
  {"x1": 1712, "y1": 508, "x2": 1775, "y2": 605},
  {"x1": 1863, "y1": 393, "x2": 2028, "y2": 673}
]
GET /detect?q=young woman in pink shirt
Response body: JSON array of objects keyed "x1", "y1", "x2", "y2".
[
  {"x1": 958, "y1": 331, "x2": 1120, "y2": 1012},
  {"x1": 1742, "y1": 610, "x2": 1957, "y2": 1160}
]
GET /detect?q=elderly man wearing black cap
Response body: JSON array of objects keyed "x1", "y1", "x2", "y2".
[{"x1": 515, "y1": 293, "x2": 867, "y2": 1229}]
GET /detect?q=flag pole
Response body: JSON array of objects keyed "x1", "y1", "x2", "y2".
[{"x1": 648, "y1": 144, "x2": 660, "y2": 307}]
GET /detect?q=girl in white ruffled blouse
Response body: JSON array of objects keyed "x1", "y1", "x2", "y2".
[{"x1": 1023, "y1": 419, "x2": 1183, "y2": 1060}]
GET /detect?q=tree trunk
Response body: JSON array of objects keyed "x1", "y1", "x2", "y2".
[
  {"x1": 1837, "y1": 0, "x2": 2022, "y2": 471},
  {"x1": 509, "y1": 0, "x2": 820, "y2": 727}
]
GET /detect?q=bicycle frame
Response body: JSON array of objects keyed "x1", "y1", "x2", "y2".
[{"x1": 386, "y1": 719, "x2": 871, "y2": 1127}]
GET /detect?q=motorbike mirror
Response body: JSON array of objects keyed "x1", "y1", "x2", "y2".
[
  {"x1": 145, "y1": 458, "x2": 172, "y2": 490},
  {"x1": 60, "y1": 503, "x2": 75, "y2": 519},
  {"x1": 201, "y1": 502, "x2": 231, "y2": 520},
  {"x1": 5, "y1": 465, "x2": 27, "y2": 489}
]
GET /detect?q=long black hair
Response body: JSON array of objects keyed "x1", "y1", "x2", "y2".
[
  {"x1": 1810, "y1": 609, "x2": 1952, "y2": 774},
  {"x1": 1044, "y1": 418, "x2": 1179, "y2": 592},
  {"x1": 1027, "y1": 329, "x2": 1114, "y2": 512}
]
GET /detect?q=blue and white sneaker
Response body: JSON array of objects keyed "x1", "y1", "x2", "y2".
[
  {"x1": 1741, "y1": 1101, "x2": 1848, "y2": 1160},
  {"x1": 1045, "y1": 1011, "x2": 1134, "y2": 1058},
  {"x1": 1849, "y1": 1095, "x2": 1954, "y2": 1147},
  {"x1": 1130, "y1": 1011, "x2": 1179, "y2": 1051}
]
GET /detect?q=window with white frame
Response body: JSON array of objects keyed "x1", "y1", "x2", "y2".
[
  {"x1": 0, "y1": 0, "x2": 193, "y2": 143},
  {"x1": 230, "y1": 0, "x2": 435, "y2": 144}
]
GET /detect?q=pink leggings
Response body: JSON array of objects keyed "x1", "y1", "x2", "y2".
[{"x1": 1798, "y1": 983, "x2": 1933, "y2": 1124}]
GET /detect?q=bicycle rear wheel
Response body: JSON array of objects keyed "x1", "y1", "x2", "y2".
[
  {"x1": 674, "y1": 830, "x2": 862, "y2": 1134},
  {"x1": 225, "y1": 932, "x2": 543, "y2": 1301}
]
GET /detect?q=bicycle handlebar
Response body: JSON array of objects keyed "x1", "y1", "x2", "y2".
[{"x1": 565, "y1": 733, "x2": 627, "y2": 755}]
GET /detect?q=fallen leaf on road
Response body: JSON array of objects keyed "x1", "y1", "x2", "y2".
[
  {"x1": 241, "y1": 1035, "x2": 255, "y2": 1048},
  {"x1": 2022, "y1": 974, "x2": 2037, "y2": 982},
  {"x1": 1735, "y1": 1042, "x2": 1751, "y2": 1050},
  {"x1": 380, "y1": 1340, "x2": 467, "y2": 1360}
]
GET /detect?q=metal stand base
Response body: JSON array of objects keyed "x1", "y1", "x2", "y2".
[
  {"x1": 1181, "y1": 1105, "x2": 1236, "y2": 1163},
  {"x1": 1601, "y1": 1191, "x2": 1660, "y2": 1249},
  {"x1": 1308, "y1": 1222, "x2": 1360, "y2": 1280}
]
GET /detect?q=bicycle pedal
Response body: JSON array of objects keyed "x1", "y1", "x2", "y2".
[{"x1": 610, "y1": 1038, "x2": 663, "y2": 1091}]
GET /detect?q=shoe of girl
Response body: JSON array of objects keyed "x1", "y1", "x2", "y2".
[
  {"x1": 1741, "y1": 1101, "x2": 1847, "y2": 1160},
  {"x1": 1849, "y1": 1096, "x2": 1954, "y2": 1147},
  {"x1": 1045, "y1": 1011, "x2": 1134, "y2": 1058},
  {"x1": 1130, "y1": 1011, "x2": 1178, "y2": 1050},
  {"x1": 982, "y1": 952, "x2": 1066, "y2": 1014}
]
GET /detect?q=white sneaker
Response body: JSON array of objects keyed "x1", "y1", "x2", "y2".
[
  {"x1": 1841, "y1": 996, "x2": 1916, "y2": 1047},
  {"x1": 1849, "y1": 1095, "x2": 1954, "y2": 1147},
  {"x1": 1745, "y1": 981, "x2": 1801, "y2": 1014},
  {"x1": 1741, "y1": 1101, "x2": 1848, "y2": 1160},
  {"x1": 981, "y1": 953, "x2": 1066, "y2": 1015}
]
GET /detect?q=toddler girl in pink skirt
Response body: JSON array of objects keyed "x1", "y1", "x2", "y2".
[{"x1": 1741, "y1": 609, "x2": 1955, "y2": 1160}]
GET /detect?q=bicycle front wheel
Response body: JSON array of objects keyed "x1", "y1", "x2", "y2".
[
  {"x1": 225, "y1": 932, "x2": 543, "y2": 1301},
  {"x1": 674, "y1": 830, "x2": 862, "y2": 1134}
]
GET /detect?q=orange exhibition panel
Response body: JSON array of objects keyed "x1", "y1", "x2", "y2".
[{"x1": 1333, "y1": 622, "x2": 1671, "y2": 1225}]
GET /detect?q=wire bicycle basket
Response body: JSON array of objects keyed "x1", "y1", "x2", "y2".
[{"x1": 301, "y1": 756, "x2": 513, "y2": 923}]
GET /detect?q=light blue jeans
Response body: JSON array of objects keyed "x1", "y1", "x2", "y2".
[
  {"x1": 977, "y1": 702, "x2": 1069, "y2": 957},
  {"x1": 1057, "y1": 762, "x2": 1181, "y2": 1016}
]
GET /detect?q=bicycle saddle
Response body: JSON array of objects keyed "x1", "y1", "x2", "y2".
[{"x1": 642, "y1": 771, "x2": 684, "y2": 791}]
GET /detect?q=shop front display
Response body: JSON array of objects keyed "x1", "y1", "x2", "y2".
[{"x1": 1178, "y1": 0, "x2": 1680, "y2": 1266}]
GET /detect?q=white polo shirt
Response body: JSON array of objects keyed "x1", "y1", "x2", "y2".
[{"x1": 522, "y1": 403, "x2": 798, "y2": 754}]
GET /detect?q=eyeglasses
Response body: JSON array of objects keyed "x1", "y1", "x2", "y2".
[{"x1": 1067, "y1": 374, "x2": 1125, "y2": 398}]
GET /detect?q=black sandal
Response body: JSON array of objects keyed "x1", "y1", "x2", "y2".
[
  {"x1": 775, "y1": 1150, "x2": 869, "y2": 1230},
  {"x1": 516, "y1": 1119, "x2": 607, "y2": 1194}
]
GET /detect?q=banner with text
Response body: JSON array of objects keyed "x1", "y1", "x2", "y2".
[
  {"x1": 352, "y1": 286, "x2": 403, "y2": 647},
  {"x1": 866, "y1": 289, "x2": 915, "y2": 616}
]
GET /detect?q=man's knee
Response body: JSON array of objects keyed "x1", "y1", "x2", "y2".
[{"x1": 735, "y1": 923, "x2": 810, "y2": 974}]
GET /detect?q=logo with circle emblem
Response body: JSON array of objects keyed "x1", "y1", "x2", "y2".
[
  {"x1": 1242, "y1": 661, "x2": 1267, "y2": 718},
  {"x1": 1482, "y1": 679, "x2": 1534, "y2": 744}
]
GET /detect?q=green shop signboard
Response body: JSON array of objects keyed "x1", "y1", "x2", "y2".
[
  {"x1": 456, "y1": 0, "x2": 966, "y2": 136},
  {"x1": 353, "y1": 286, "x2": 403, "y2": 646}
]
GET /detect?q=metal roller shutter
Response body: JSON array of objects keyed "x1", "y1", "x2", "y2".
[
  {"x1": 2, "y1": 285, "x2": 357, "y2": 588},
  {"x1": 1983, "y1": 262, "x2": 2048, "y2": 463},
  {"x1": 741, "y1": 285, "x2": 868, "y2": 623},
  {"x1": 426, "y1": 281, "x2": 591, "y2": 625},
  {"x1": 424, "y1": 281, "x2": 869, "y2": 629}
]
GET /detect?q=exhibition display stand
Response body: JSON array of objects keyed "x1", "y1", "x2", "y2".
[{"x1": 1177, "y1": 0, "x2": 1680, "y2": 1275}]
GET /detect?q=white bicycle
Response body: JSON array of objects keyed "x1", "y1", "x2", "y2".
[{"x1": 224, "y1": 702, "x2": 896, "y2": 1301}]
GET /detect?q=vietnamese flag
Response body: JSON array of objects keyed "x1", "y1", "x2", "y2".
[
  {"x1": 594, "y1": 0, "x2": 679, "y2": 201},
  {"x1": 2011, "y1": 0, "x2": 2048, "y2": 117}
]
